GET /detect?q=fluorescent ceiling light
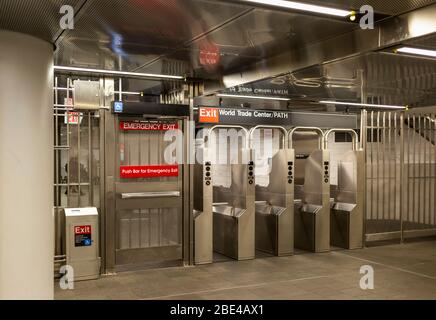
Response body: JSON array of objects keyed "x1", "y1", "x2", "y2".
[
  {"x1": 217, "y1": 93, "x2": 291, "y2": 101},
  {"x1": 122, "y1": 91, "x2": 141, "y2": 95},
  {"x1": 396, "y1": 47, "x2": 436, "y2": 58},
  {"x1": 320, "y1": 100, "x2": 406, "y2": 110},
  {"x1": 242, "y1": 0, "x2": 351, "y2": 17},
  {"x1": 54, "y1": 66, "x2": 184, "y2": 80}
]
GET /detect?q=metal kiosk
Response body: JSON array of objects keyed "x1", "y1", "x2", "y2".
[
  {"x1": 324, "y1": 129, "x2": 364, "y2": 250},
  {"x1": 289, "y1": 127, "x2": 330, "y2": 253},
  {"x1": 249, "y1": 125, "x2": 294, "y2": 256}
]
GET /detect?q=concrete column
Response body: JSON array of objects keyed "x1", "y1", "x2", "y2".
[{"x1": 0, "y1": 30, "x2": 54, "y2": 299}]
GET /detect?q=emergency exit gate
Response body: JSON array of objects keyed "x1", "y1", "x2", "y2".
[
  {"x1": 103, "y1": 103, "x2": 191, "y2": 272},
  {"x1": 362, "y1": 110, "x2": 436, "y2": 242}
]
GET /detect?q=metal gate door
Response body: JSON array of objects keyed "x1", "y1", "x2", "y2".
[
  {"x1": 105, "y1": 115, "x2": 186, "y2": 271},
  {"x1": 362, "y1": 110, "x2": 436, "y2": 243}
]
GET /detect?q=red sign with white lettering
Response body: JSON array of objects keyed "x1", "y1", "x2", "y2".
[
  {"x1": 120, "y1": 165, "x2": 179, "y2": 178},
  {"x1": 74, "y1": 225, "x2": 91, "y2": 235},
  {"x1": 198, "y1": 107, "x2": 219, "y2": 123},
  {"x1": 119, "y1": 121, "x2": 178, "y2": 131}
]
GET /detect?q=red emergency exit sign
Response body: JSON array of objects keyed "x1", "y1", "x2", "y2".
[
  {"x1": 120, "y1": 165, "x2": 179, "y2": 178},
  {"x1": 119, "y1": 121, "x2": 178, "y2": 131},
  {"x1": 74, "y1": 225, "x2": 91, "y2": 235}
]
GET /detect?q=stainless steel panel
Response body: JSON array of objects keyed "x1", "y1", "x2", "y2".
[
  {"x1": 73, "y1": 80, "x2": 101, "y2": 110},
  {"x1": 293, "y1": 146, "x2": 331, "y2": 253},
  {"x1": 251, "y1": 127, "x2": 294, "y2": 256},
  {"x1": 207, "y1": 130, "x2": 255, "y2": 260},
  {"x1": 193, "y1": 146, "x2": 213, "y2": 264},
  {"x1": 330, "y1": 150, "x2": 364, "y2": 249},
  {"x1": 104, "y1": 115, "x2": 188, "y2": 270}
]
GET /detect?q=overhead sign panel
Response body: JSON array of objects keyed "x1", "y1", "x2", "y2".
[{"x1": 196, "y1": 107, "x2": 292, "y2": 126}]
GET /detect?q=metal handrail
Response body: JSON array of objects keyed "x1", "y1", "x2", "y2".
[
  {"x1": 248, "y1": 125, "x2": 288, "y2": 149},
  {"x1": 288, "y1": 127, "x2": 324, "y2": 149},
  {"x1": 204, "y1": 125, "x2": 249, "y2": 149},
  {"x1": 323, "y1": 129, "x2": 360, "y2": 151}
]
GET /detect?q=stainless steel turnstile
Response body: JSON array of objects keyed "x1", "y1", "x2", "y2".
[
  {"x1": 324, "y1": 129, "x2": 364, "y2": 250},
  {"x1": 249, "y1": 126, "x2": 294, "y2": 256},
  {"x1": 193, "y1": 141, "x2": 213, "y2": 264},
  {"x1": 205, "y1": 125, "x2": 255, "y2": 261},
  {"x1": 289, "y1": 127, "x2": 330, "y2": 253}
]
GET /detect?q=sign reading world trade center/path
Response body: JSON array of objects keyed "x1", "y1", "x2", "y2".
[{"x1": 196, "y1": 107, "x2": 292, "y2": 126}]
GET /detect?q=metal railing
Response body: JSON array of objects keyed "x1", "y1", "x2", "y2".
[{"x1": 362, "y1": 110, "x2": 436, "y2": 243}]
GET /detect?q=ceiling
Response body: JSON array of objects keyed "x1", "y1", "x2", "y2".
[
  {"x1": 1, "y1": 0, "x2": 436, "y2": 103},
  {"x1": 54, "y1": 0, "x2": 361, "y2": 78}
]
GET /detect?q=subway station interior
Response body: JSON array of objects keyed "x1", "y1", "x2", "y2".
[{"x1": 2, "y1": 0, "x2": 436, "y2": 302}]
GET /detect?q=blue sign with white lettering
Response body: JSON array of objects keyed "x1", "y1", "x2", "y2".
[{"x1": 114, "y1": 101, "x2": 124, "y2": 113}]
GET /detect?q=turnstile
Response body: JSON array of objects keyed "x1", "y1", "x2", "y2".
[
  {"x1": 249, "y1": 126, "x2": 294, "y2": 256},
  {"x1": 324, "y1": 129, "x2": 364, "y2": 250},
  {"x1": 289, "y1": 127, "x2": 330, "y2": 253},
  {"x1": 193, "y1": 142, "x2": 213, "y2": 264},
  {"x1": 205, "y1": 125, "x2": 255, "y2": 261}
]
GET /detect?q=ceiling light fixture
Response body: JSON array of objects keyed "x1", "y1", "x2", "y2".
[
  {"x1": 320, "y1": 100, "x2": 406, "y2": 110},
  {"x1": 217, "y1": 93, "x2": 291, "y2": 101},
  {"x1": 122, "y1": 92, "x2": 141, "y2": 95},
  {"x1": 54, "y1": 66, "x2": 185, "y2": 80},
  {"x1": 242, "y1": 0, "x2": 351, "y2": 17},
  {"x1": 395, "y1": 47, "x2": 436, "y2": 58}
]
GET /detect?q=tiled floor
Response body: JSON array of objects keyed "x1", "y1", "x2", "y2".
[{"x1": 55, "y1": 239, "x2": 436, "y2": 300}]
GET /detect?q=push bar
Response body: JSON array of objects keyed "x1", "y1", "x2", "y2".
[
  {"x1": 288, "y1": 127, "x2": 324, "y2": 149},
  {"x1": 248, "y1": 125, "x2": 288, "y2": 149},
  {"x1": 121, "y1": 191, "x2": 181, "y2": 199},
  {"x1": 323, "y1": 129, "x2": 360, "y2": 151},
  {"x1": 204, "y1": 125, "x2": 249, "y2": 149}
]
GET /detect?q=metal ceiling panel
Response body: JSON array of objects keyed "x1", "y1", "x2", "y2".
[
  {"x1": 55, "y1": 0, "x2": 251, "y2": 71},
  {"x1": 235, "y1": 52, "x2": 436, "y2": 108},
  {"x1": 408, "y1": 32, "x2": 436, "y2": 49},
  {"x1": 0, "y1": 0, "x2": 83, "y2": 42},
  {"x1": 134, "y1": 7, "x2": 356, "y2": 78},
  {"x1": 221, "y1": 3, "x2": 436, "y2": 91}
]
